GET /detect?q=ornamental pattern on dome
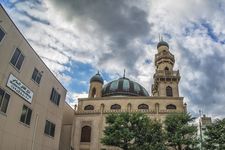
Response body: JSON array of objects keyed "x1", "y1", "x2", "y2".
[{"x1": 102, "y1": 77, "x2": 149, "y2": 97}]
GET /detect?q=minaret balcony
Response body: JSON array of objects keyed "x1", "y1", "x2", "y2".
[
  {"x1": 154, "y1": 70, "x2": 180, "y2": 81},
  {"x1": 155, "y1": 51, "x2": 175, "y2": 63}
]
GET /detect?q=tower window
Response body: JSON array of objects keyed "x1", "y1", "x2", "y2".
[
  {"x1": 138, "y1": 104, "x2": 149, "y2": 109},
  {"x1": 166, "y1": 86, "x2": 173, "y2": 97},
  {"x1": 91, "y1": 88, "x2": 96, "y2": 98},
  {"x1": 166, "y1": 104, "x2": 176, "y2": 109},
  {"x1": 84, "y1": 105, "x2": 94, "y2": 110},
  {"x1": 80, "y1": 126, "x2": 91, "y2": 142},
  {"x1": 165, "y1": 67, "x2": 169, "y2": 71},
  {"x1": 111, "y1": 104, "x2": 121, "y2": 110}
]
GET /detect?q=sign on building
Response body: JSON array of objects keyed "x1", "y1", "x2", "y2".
[{"x1": 7, "y1": 74, "x2": 33, "y2": 103}]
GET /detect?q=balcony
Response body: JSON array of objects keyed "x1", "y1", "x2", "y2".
[{"x1": 154, "y1": 70, "x2": 180, "y2": 78}]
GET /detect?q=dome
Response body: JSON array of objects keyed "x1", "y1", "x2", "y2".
[
  {"x1": 157, "y1": 40, "x2": 169, "y2": 49},
  {"x1": 102, "y1": 77, "x2": 149, "y2": 97},
  {"x1": 90, "y1": 72, "x2": 104, "y2": 84}
]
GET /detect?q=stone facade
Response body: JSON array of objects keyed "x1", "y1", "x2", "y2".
[{"x1": 71, "y1": 41, "x2": 186, "y2": 150}]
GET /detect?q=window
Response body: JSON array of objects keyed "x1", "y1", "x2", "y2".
[
  {"x1": 80, "y1": 126, "x2": 91, "y2": 142},
  {"x1": 0, "y1": 27, "x2": 5, "y2": 42},
  {"x1": 20, "y1": 105, "x2": 32, "y2": 125},
  {"x1": 165, "y1": 67, "x2": 169, "y2": 71},
  {"x1": 44, "y1": 120, "x2": 55, "y2": 137},
  {"x1": 32, "y1": 68, "x2": 42, "y2": 84},
  {"x1": 84, "y1": 105, "x2": 94, "y2": 110},
  {"x1": 0, "y1": 88, "x2": 10, "y2": 113},
  {"x1": 166, "y1": 86, "x2": 173, "y2": 97},
  {"x1": 91, "y1": 88, "x2": 96, "y2": 98},
  {"x1": 138, "y1": 104, "x2": 149, "y2": 109},
  {"x1": 166, "y1": 104, "x2": 176, "y2": 109},
  {"x1": 10, "y1": 48, "x2": 24, "y2": 70},
  {"x1": 50, "y1": 88, "x2": 61, "y2": 105},
  {"x1": 111, "y1": 104, "x2": 121, "y2": 110}
]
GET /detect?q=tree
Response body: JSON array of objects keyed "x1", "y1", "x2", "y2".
[
  {"x1": 101, "y1": 112, "x2": 166, "y2": 150},
  {"x1": 164, "y1": 113, "x2": 198, "y2": 150},
  {"x1": 203, "y1": 118, "x2": 225, "y2": 150}
]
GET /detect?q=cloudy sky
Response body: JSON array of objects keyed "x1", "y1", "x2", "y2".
[{"x1": 2, "y1": 0, "x2": 225, "y2": 118}]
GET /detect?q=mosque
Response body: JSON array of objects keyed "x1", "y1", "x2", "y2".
[{"x1": 70, "y1": 40, "x2": 187, "y2": 150}]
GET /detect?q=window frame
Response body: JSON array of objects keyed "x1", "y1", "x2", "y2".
[
  {"x1": 138, "y1": 104, "x2": 149, "y2": 110},
  {"x1": 84, "y1": 105, "x2": 94, "y2": 110},
  {"x1": 80, "y1": 126, "x2": 92, "y2": 142},
  {"x1": 166, "y1": 86, "x2": 173, "y2": 97},
  {"x1": 20, "y1": 105, "x2": 32, "y2": 126},
  {"x1": 0, "y1": 26, "x2": 6, "y2": 44},
  {"x1": 166, "y1": 104, "x2": 177, "y2": 110},
  {"x1": 50, "y1": 88, "x2": 61, "y2": 106},
  {"x1": 111, "y1": 104, "x2": 121, "y2": 110},
  {"x1": 44, "y1": 120, "x2": 56, "y2": 137},
  {"x1": 0, "y1": 87, "x2": 10, "y2": 114},
  {"x1": 10, "y1": 48, "x2": 25, "y2": 71},
  {"x1": 31, "y1": 68, "x2": 42, "y2": 84}
]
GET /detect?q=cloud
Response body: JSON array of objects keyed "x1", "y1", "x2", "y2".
[
  {"x1": 48, "y1": 0, "x2": 151, "y2": 74},
  {"x1": 3, "y1": 0, "x2": 225, "y2": 118}
]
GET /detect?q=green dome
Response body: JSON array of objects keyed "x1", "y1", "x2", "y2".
[
  {"x1": 102, "y1": 77, "x2": 149, "y2": 97},
  {"x1": 90, "y1": 72, "x2": 103, "y2": 84},
  {"x1": 157, "y1": 40, "x2": 169, "y2": 49}
]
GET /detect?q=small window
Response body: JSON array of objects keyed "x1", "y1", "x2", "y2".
[
  {"x1": 165, "y1": 67, "x2": 169, "y2": 71},
  {"x1": 10, "y1": 48, "x2": 24, "y2": 70},
  {"x1": 84, "y1": 105, "x2": 94, "y2": 110},
  {"x1": 44, "y1": 120, "x2": 56, "y2": 137},
  {"x1": 0, "y1": 27, "x2": 5, "y2": 42},
  {"x1": 166, "y1": 86, "x2": 173, "y2": 97},
  {"x1": 111, "y1": 104, "x2": 121, "y2": 110},
  {"x1": 50, "y1": 88, "x2": 61, "y2": 105},
  {"x1": 0, "y1": 88, "x2": 10, "y2": 113},
  {"x1": 91, "y1": 88, "x2": 96, "y2": 98},
  {"x1": 80, "y1": 126, "x2": 91, "y2": 142},
  {"x1": 32, "y1": 68, "x2": 42, "y2": 84},
  {"x1": 20, "y1": 105, "x2": 32, "y2": 125},
  {"x1": 138, "y1": 104, "x2": 149, "y2": 109},
  {"x1": 166, "y1": 104, "x2": 176, "y2": 109}
]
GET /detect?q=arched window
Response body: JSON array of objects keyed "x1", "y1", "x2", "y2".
[
  {"x1": 138, "y1": 104, "x2": 149, "y2": 109},
  {"x1": 91, "y1": 88, "x2": 96, "y2": 98},
  {"x1": 165, "y1": 67, "x2": 169, "y2": 71},
  {"x1": 166, "y1": 86, "x2": 173, "y2": 97},
  {"x1": 111, "y1": 104, "x2": 121, "y2": 110},
  {"x1": 166, "y1": 104, "x2": 176, "y2": 109},
  {"x1": 80, "y1": 126, "x2": 91, "y2": 142},
  {"x1": 84, "y1": 105, "x2": 94, "y2": 110}
]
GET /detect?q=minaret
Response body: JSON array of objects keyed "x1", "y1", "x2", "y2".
[
  {"x1": 88, "y1": 71, "x2": 104, "y2": 98},
  {"x1": 151, "y1": 39, "x2": 180, "y2": 97}
]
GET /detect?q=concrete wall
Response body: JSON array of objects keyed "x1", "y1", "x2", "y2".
[
  {"x1": 59, "y1": 103, "x2": 74, "y2": 150},
  {"x1": 0, "y1": 5, "x2": 67, "y2": 150}
]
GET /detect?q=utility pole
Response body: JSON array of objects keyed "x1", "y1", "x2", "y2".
[{"x1": 199, "y1": 110, "x2": 203, "y2": 150}]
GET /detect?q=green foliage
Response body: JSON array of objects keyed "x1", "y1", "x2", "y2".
[
  {"x1": 164, "y1": 113, "x2": 199, "y2": 150},
  {"x1": 203, "y1": 118, "x2": 225, "y2": 150},
  {"x1": 101, "y1": 112, "x2": 166, "y2": 150}
]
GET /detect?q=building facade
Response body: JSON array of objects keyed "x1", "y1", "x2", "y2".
[
  {"x1": 71, "y1": 40, "x2": 187, "y2": 150},
  {"x1": 0, "y1": 5, "x2": 67, "y2": 150}
]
